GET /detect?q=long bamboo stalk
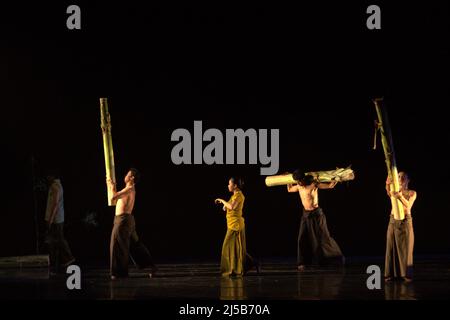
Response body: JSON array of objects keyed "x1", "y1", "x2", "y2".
[
  {"x1": 373, "y1": 98, "x2": 404, "y2": 220},
  {"x1": 100, "y1": 98, "x2": 117, "y2": 206}
]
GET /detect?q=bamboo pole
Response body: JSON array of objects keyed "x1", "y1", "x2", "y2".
[
  {"x1": 373, "y1": 98, "x2": 404, "y2": 220},
  {"x1": 265, "y1": 167, "x2": 355, "y2": 187},
  {"x1": 265, "y1": 174, "x2": 296, "y2": 187},
  {"x1": 100, "y1": 98, "x2": 117, "y2": 206}
]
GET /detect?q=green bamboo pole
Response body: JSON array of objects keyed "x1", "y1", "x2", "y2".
[
  {"x1": 373, "y1": 98, "x2": 404, "y2": 220},
  {"x1": 100, "y1": 98, "x2": 117, "y2": 206}
]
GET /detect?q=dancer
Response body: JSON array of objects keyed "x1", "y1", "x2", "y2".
[
  {"x1": 215, "y1": 177, "x2": 260, "y2": 277},
  {"x1": 384, "y1": 171, "x2": 417, "y2": 281},
  {"x1": 287, "y1": 170, "x2": 344, "y2": 271},
  {"x1": 107, "y1": 168, "x2": 157, "y2": 280},
  {"x1": 44, "y1": 172, "x2": 75, "y2": 274}
]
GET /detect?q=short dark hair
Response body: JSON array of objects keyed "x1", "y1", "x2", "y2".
[
  {"x1": 293, "y1": 169, "x2": 315, "y2": 186},
  {"x1": 45, "y1": 168, "x2": 61, "y2": 180},
  {"x1": 399, "y1": 171, "x2": 410, "y2": 181},
  {"x1": 129, "y1": 168, "x2": 140, "y2": 184},
  {"x1": 230, "y1": 176, "x2": 244, "y2": 190},
  {"x1": 398, "y1": 171, "x2": 410, "y2": 188},
  {"x1": 292, "y1": 169, "x2": 305, "y2": 182}
]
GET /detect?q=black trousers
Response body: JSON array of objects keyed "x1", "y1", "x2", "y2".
[
  {"x1": 110, "y1": 214, "x2": 155, "y2": 277},
  {"x1": 46, "y1": 223, "x2": 74, "y2": 272},
  {"x1": 297, "y1": 207, "x2": 344, "y2": 265},
  {"x1": 384, "y1": 214, "x2": 413, "y2": 278}
]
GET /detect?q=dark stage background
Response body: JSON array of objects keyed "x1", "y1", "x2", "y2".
[{"x1": 1, "y1": 2, "x2": 449, "y2": 264}]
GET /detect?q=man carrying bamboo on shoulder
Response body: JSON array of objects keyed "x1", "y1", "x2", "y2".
[{"x1": 287, "y1": 170, "x2": 345, "y2": 271}]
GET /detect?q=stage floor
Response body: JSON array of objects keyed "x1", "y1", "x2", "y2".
[{"x1": 1, "y1": 257, "x2": 449, "y2": 300}]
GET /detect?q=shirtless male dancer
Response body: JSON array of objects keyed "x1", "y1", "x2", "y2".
[
  {"x1": 287, "y1": 170, "x2": 344, "y2": 271},
  {"x1": 107, "y1": 168, "x2": 156, "y2": 280}
]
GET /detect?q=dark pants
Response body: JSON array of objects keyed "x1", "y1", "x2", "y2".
[
  {"x1": 110, "y1": 214, "x2": 155, "y2": 277},
  {"x1": 297, "y1": 207, "x2": 344, "y2": 266},
  {"x1": 384, "y1": 215, "x2": 413, "y2": 278},
  {"x1": 46, "y1": 223, "x2": 74, "y2": 272}
]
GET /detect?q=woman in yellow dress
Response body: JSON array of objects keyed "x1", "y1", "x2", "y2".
[{"x1": 215, "y1": 177, "x2": 260, "y2": 277}]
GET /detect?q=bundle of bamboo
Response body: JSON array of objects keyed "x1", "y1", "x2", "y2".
[{"x1": 265, "y1": 167, "x2": 355, "y2": 187}]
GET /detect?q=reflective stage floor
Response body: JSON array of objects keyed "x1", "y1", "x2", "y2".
[{"x1": 1, "y1": 257, "x2": 449, "y2": 300}]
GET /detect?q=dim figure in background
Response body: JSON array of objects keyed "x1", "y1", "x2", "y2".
[
  {"x1": 107, "y1": 168, "x2": 157, "y2": 280},
  {"x1": 287, "y1": 170, "x2": 344, "y2": 271},
  {"x1": 45, "y1": 172, "x2": 75, "y2": 274},
  {"x1": 385, "y1": 171, "x2": 417, "y2": 282},
  {"x1": 215, "y1": 177, "x2": 260, "y2": 277}
]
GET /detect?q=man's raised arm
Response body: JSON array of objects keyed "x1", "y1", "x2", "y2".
[
  {"x1": 287, "y1": 183, "x2": 300, "y2": 192},
  {"x1": 107, "y1": 179, "x2": 132, "y2": 201}
]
